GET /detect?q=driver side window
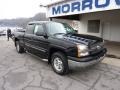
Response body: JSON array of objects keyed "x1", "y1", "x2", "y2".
[{"x1": 34, "y1": 24, "x2": 44, "y2": 35}]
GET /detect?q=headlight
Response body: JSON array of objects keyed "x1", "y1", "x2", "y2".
[{"x1": 77, "y1": 44, "x2": 89, "y2": 57}]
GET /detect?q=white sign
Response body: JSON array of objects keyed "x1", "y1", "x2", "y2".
[
  {"x1": 47, "y1": 0, "x2": 120, "y2": 17},
  {"x1": 50, "y1": 0, "x2": 64, "y2": 3}
]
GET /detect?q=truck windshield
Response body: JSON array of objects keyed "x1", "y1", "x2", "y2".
[{"x1": 46, "y1": 22, "x2": 76, "y2": 35}]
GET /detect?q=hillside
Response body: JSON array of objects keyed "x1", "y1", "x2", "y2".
[{"x1": 0, "y1": 13, "x2": 49, "y2": 28}]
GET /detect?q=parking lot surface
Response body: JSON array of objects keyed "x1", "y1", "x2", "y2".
[{"x1": 0, "y1": 36, "x2": 120, "y2": 90}]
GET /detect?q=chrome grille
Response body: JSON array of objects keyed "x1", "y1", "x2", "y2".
[{"x1": 90, "y1": 42, "x2": 104, "y2": 55}]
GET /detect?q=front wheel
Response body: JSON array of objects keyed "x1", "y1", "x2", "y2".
[
  {"x1": 15, "y1": 41, "x2": 24, "y2": 53},
  {"x1": 51, "y1": 52, "x2": 69, "y2": 75}
]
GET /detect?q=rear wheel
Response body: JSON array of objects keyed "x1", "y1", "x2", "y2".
[
  {"x1": 51, "y1": 52, "x2": 69, "y2": 75},
  {"x1": 15, "y1": 41, "x2": 24, "y2": 53}
]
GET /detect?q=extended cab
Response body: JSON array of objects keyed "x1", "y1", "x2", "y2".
[{"x1": 13, "y1": 21, "x2": 107, "y2": 75}]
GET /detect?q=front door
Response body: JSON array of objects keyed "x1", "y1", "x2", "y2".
[{"x1": 32, "y1": 24, "x2": 49, "y2": 59}]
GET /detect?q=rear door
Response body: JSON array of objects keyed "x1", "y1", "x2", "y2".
[
  {"x1": 32, "y1": 24, "x2": 49, "y2": 58},
  {"x1": 24, "y1": 23, "x2": 35, "y2": 53}
]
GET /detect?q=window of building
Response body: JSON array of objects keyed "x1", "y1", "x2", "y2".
[{"x1": 87, "y1": 20, "x2": 100, "y2": 33}]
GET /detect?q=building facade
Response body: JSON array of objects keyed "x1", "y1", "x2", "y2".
[{"x1": 46, "y1": 0, "x2": 120, "y2": 42}]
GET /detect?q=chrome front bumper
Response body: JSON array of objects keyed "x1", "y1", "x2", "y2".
[{"x1": 68, "y1": 55, "x2": 105, "y2": 68}]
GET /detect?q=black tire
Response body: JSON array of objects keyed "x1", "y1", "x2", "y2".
[
  {"x1": 15, "y1": 41, "x2": 24, "y2": 53},
  {"x1": 51, "y1": 52, "x2": 69, "y2": 75}
]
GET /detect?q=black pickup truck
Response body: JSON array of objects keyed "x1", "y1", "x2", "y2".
[{"x1": 13, "y1": 21, "x2": 107, "y2": 75}]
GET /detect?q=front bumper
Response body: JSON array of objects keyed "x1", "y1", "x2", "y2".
[{"x1": 68, "y1": 48, "x2": 107, "y2": 67}]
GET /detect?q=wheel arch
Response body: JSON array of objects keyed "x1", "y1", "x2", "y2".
[{"x1": 48, "y1": 47, "x2": 67, "y2": 64}]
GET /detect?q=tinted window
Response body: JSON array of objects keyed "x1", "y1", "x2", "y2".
[
  {"x1": 34, "y1": 25, "x2": 44, "y2": 35},
  {"x1": 26, "y1": 24, "x2": 35, "y2": 34}
]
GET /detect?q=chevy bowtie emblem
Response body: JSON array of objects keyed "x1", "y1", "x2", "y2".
[{"x1": 97, "y1": 45, "x2": 101, "y2": 49}]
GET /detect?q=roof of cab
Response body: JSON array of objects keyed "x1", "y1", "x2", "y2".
[{"x1": 28, "y1": 21, "x2": 53, "y2": 25}]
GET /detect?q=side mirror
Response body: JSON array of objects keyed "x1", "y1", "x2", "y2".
[{"x1": 75, "y1": 30, "x2": 78, "y2": 33}]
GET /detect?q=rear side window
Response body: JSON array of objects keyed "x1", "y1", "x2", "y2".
[
  {"x1": 34, "y1": 25, "x2": 44, "y2": 35},
  {"x1": 26, "y1": 24, "x2": 35, "y2": 34}
]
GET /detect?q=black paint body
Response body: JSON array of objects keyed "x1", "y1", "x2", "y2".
[{"x1": 13, "y1": 21, "x2": 107, "y2": 62}]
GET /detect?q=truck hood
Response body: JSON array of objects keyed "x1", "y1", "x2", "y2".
[{"x1": 54, "y1": 33, "x2": 103, "y2": 46}]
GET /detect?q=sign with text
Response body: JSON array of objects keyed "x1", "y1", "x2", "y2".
[{"x1": 47, "y1": 0, "x2": 120, "y2": 17}]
